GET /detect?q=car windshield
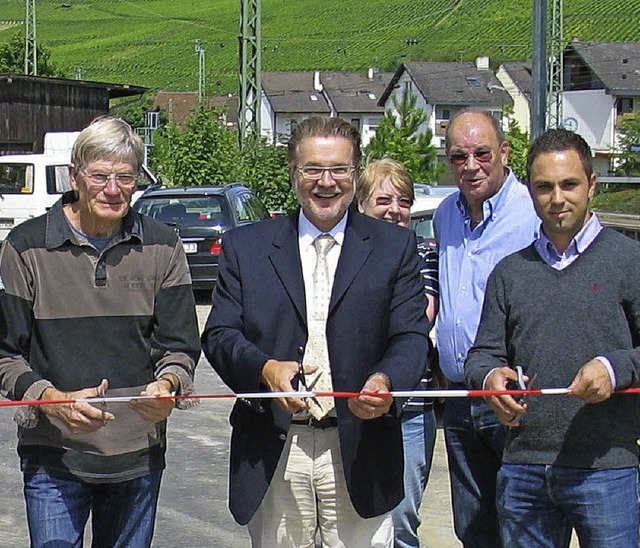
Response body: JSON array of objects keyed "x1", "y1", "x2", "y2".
[{"x1": 135, "y1": 195, "x2": 232, "y2": 227}]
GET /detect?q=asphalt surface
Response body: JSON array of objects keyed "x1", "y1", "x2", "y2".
[{"x1": 0, "y1": 298, "x2": 478, "y2": 547}]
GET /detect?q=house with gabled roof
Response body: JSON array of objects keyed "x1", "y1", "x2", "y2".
[
  {"x1": 562, "y1": 39, "x2": 640, "y2": 174},
  {"x1": 260, "y1": 71, "x2": 331, "y2": 144},
  {"x1": 496, "y1": 62, "x2": 532, "y2": 134},
  {"x1": 153, "y1": 91, "x2": 238, "y2": 129},
  {"x1": 259, "y1": 69, "x2": 392, "y2": 146},
  {"x1": 378, "y1": 58, "x2": 512, "y2": 153},
  {"x1": 319, "y1": 69, "x2": 392, "y2": 145}
]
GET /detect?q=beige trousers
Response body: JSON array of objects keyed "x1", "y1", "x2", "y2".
[{"x1": 247, "y1": 424, "x2": 393, "y2": 547}]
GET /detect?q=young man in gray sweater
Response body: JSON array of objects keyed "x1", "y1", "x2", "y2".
[{"x1": 465, "y1": 128, "x2": 640, "y2": 547}]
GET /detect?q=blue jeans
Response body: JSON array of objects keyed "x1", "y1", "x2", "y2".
[
  {"x1": 497, "y1": 464, "x2": 640, "y2": 548},
  {"x1": 392, "y1": 405, "x2": 437, "y2": 548},
  {"x1": 443, "y1": 395, "x2": 507, "y2": 548},
  {"x1": 23, "y1": 469, "x2": 163, "y2": 548}
]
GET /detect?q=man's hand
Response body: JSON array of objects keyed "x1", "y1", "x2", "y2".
[
  {"x1": 348, "y1": 373, "x2": 393, "y2": 420},
  {"x1": 484, "y1": 367, "x2": 528, "y2": 426},
  {"x1": 261, "y1": 359, "x2": 313, "y2": 414},
  {"x1": 39, "y1": 378, "x2": 114, "y2": 434},
  {"x1": 129, "y1": 374, "x2": 178, "y2": 423},
  {"x1": 568, "y1": 359, "x2": 613, "y2": 403}
]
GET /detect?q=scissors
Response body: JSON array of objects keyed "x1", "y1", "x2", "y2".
[
  {"x1": 510, "y1": 366, "x2": 537, "y2": 424},
  {"x1": 297, "y1": 360, "x2": 324, "y2": 411},
  {"x1": 96, "y1": 383, "x2": 108, "y2": 427}
]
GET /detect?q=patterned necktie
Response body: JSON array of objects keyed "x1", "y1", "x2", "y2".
[{"x1": 304, "y1": 234, "x2": 336, "y2": 419}]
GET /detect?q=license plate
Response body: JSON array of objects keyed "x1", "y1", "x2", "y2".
[
  {"x1": 183, "y1": 242, "x2": 198, "y2": 254},
  {"x1": 0, "y1": 218, "x2": 14, "y2": 229}
]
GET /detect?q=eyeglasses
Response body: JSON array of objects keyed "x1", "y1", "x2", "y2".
[
  {"x1": 296, "y1": 165, "x2": 355, "y2": 181},
  {"x1": 81, "y1": 168, "x2": 138, "y2": 189},
  {"x1": 373, "y1": 195, "x2": 413, "y2": 209},
  {"x1": 448, "y1": 150, "x2": 493, "y2": 166}
]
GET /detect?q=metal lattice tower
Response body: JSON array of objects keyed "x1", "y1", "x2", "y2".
[
  {"x1": 195, "y1": 40, "x2": 206, "y2": 103},
  {"x1": 546, "y1": 0, "x2": 564, "y2": 129},
  {"x1": 24, "y1": 0, "x2": 37, "y2": 76},
  {"x1": 238, "y1": 0, "x2": 261, "y2": 148}
]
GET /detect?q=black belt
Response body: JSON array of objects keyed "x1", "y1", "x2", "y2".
[{"x1": 291, "y1": 416, "x2": 338, "y2": 429}]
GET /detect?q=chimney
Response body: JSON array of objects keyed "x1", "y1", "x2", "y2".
[
  {"x1": 313, "y1": 71, "x2": 323, "y2": 92},
  {"x1": 368, "y1": 67, "x2": 374, "y2": 80},
  {"x1": 475, "y1": 56, "x2": 490, "y2": 70}
]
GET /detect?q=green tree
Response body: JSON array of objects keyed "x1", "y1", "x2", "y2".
[
  {"x1": 503, "y1": 106, "x2": 530, "y2": 181},
  {"x1": 0, "y1": 31, "x2": 63, "y2": 77},
  {"x1": 238, "y1": 134, "x2": 296, "y2": 212},
  {"x1": 615, "y1": 113, "x2": 640, "y2": 176},
  {"x1": 152, "y1": 106, "x2": 240, "y2": 186},
  {"x1": 111, "y1": 92, "x2": 167, "y2": 130},
  {"x1": 365, "y1": 87, "x2": 445, "y2": 183},
  {"x1": 152, "y1": 106, "x2": 293, "y2": 211}
]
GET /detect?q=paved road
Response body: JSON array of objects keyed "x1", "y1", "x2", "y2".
[{"x1": 0, "y1": 301, "x2": 577, "y2": 547}]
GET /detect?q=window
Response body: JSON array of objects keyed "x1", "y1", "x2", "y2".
[
  {"x1": 466, "y1": 77, "x2": 481, "y2": 88},
  {"x1": 436, "y1": 107, "x2": 451, "y2": 120},
  {"x1": 46, "y1": 165, "x2": 73, "y2": 194},
  {"x1": 351, "y1": 118, "x2": 361, "y2": 130},
  {"x1": 233, "y1": 192, "x2": 270, "y2": 223},
  {"x1": 617, "y1": 98, "x2": 634, "y2": 115},
  {"x1": 0, "y1": 163, "x2": 34, "y2": 194}
]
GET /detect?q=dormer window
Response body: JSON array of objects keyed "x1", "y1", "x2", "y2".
[{"x1": 466, "y1": 77, "x2": 481, "y2": 88}]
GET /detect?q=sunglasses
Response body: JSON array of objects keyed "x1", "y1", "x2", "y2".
[
  {"x1": 373, "y1": 195, "x2": 413, "y2": 209},
  {"x1": 448, "y1": 150, "x2": 493, "y2": 166}
]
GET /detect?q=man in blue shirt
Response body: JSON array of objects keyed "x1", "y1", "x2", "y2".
[{"x1": 433, "y1": 109, "x2": 539, "y2": 547}]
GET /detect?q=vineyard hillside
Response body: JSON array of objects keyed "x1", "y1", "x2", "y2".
[{"x1": 0, "y1": 0, "x2": 639, "y2": 94}]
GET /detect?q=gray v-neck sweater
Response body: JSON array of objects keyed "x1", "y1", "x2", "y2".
[{"x1": 466, "y1": 227, "x2": 640, "y2": 469}]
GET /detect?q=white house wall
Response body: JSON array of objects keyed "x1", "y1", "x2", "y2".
[
  {"x1": 496, "y1": 66, "x2": 531, "y2": 134},
  {"x1": 385, "y1": 72, "x2": 437, "y2": 147},
  {"x1": 260, "y1": 94, "x2": 275, "y2": 143},
  {"x1": 562, "y1": 90, "x2": 615, "y2": 154}
]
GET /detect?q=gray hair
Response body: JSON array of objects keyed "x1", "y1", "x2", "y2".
[{"x1": 71, "y1": 116, "x2": 144, "y2": 173}]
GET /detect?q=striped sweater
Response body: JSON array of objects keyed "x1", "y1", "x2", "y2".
[{"x1": 0, "y1": 192, "x2": 200, "y2": 482}]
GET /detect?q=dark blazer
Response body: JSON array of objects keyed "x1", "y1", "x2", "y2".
[{"x1": 202, "y1": 210, "x2": 429, "y2": 525}]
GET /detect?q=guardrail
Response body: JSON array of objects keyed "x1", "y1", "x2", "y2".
[
  {"x1": 596, "y1": 211, "x2": 640, "y2": 241},
  {"x1": 598, "y1": 176, "x2": 640, "y2": 190}
]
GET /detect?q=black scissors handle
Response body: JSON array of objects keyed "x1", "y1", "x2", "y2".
[{"x1": 510, "y1": 366, "x2": 536, "y2": 424}]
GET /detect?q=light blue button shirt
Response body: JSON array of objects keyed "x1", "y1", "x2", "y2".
[
  {"x1": 534, "y1": 212, "x2": 602, "y2": 270},
  {"x1": 434, "y1": 170, "x2": 540, "y2": 383}
]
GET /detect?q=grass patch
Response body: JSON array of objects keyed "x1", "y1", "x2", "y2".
[
  {"x1": 592, "y1": 188, "x2": 640, "y2": 215},
  {"x1": 0, "y1": 0, "x2": 639, "y2": 93}
]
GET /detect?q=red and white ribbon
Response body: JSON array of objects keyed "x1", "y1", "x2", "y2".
[{"x1": 2, "y1": 385, "x2": 639, "y2": 408}]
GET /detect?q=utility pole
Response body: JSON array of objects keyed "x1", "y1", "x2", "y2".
[
  {"x1": 24, "y1": 0, "x2": 37, "y2": 76},
  {"x1": 238, "y1": 0, "x2": 261, "y2": 148},
  {"x1": 547, "y1": 0, "x2": 564, "y2": 129},
  {"x1": 531, "y1": 0, "x2": 547, "y2": 139},
  {"x1": 195, "y1": 40, "x2": 206, "y2": 104}
]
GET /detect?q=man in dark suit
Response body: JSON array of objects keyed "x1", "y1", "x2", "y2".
[{"x1": 202, "y1": 116, "x2": 429, "y2": 547}]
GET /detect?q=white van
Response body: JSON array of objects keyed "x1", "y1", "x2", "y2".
[{"x1": 0, "y1": 153, "x2": 157, "y2": 241}]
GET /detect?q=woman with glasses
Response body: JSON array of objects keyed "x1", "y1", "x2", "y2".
[{"x1": 357, "y1": 158, "x2": 438, "y2": 548}]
